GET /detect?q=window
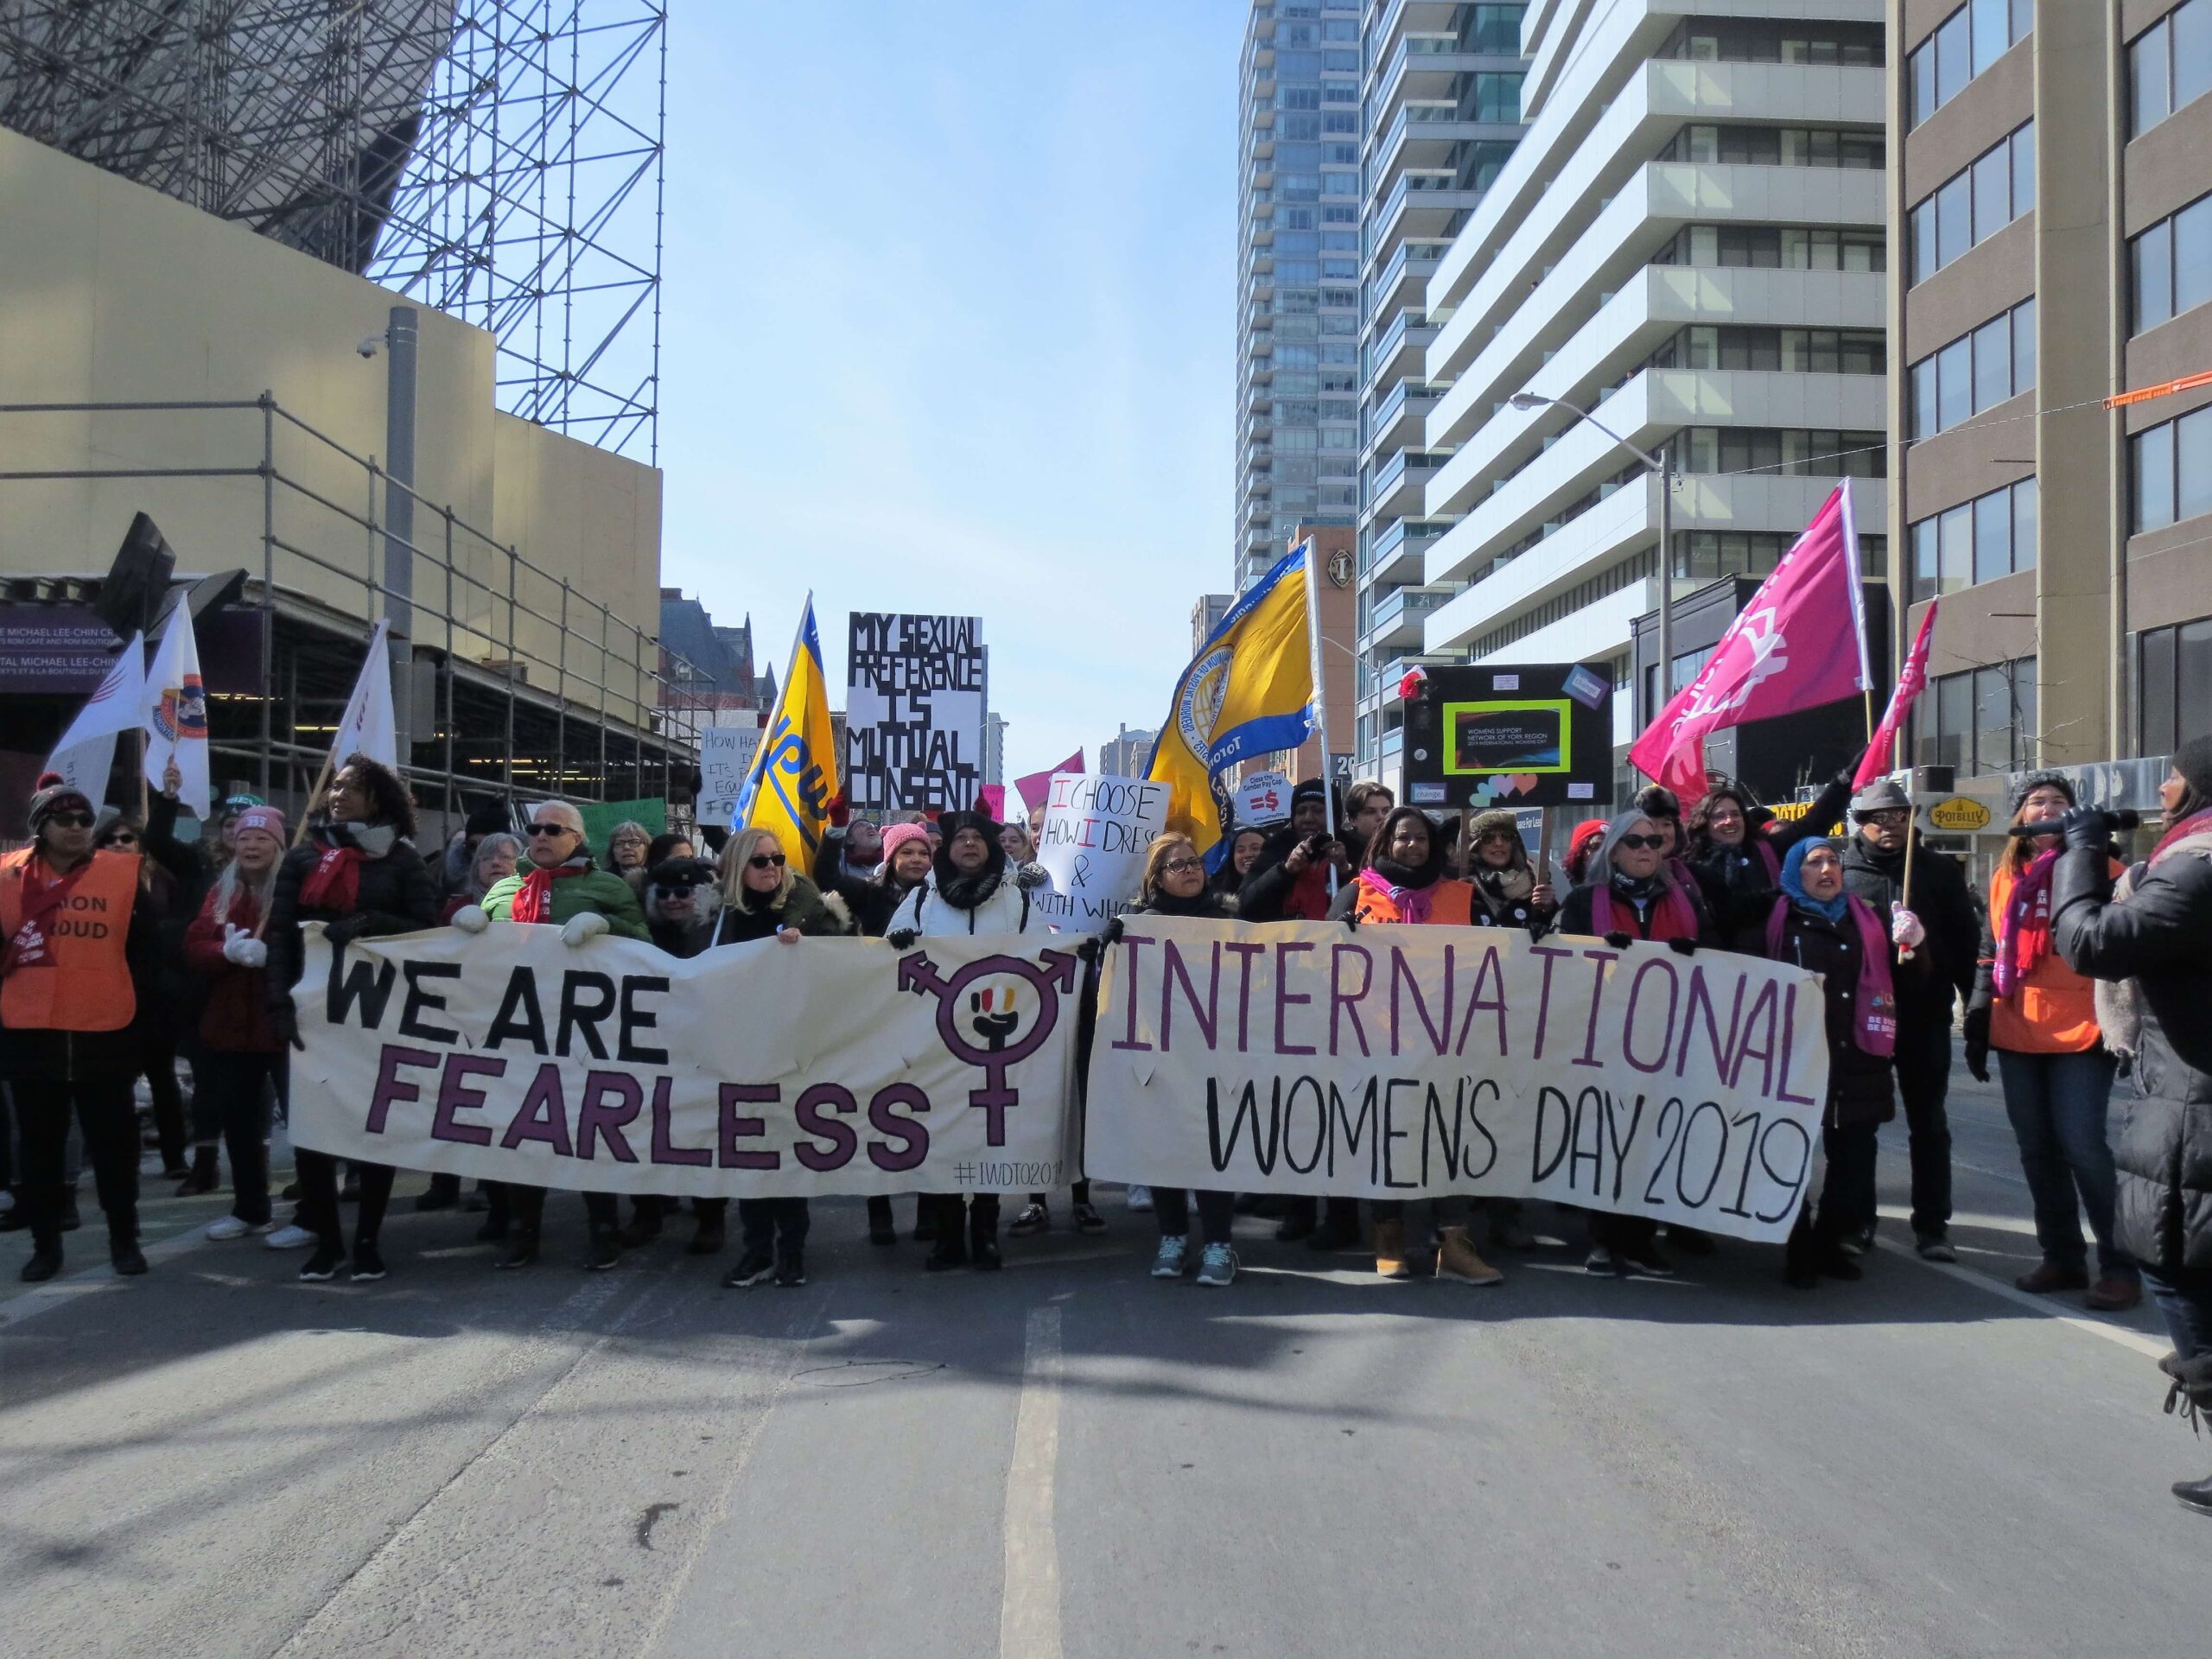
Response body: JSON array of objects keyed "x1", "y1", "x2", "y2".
[
  {"x1": 2138, "y1": 616, "x2": 2212, "y2": 756},
  {"x1": 1645, "y1": 325, "x2": 1884, "y2": 374},
  {"x1": 2131, "y1": 193, "x2": 2212, "y2": 332},
  {"x1": 1672, "y1": 427, "x2": 1887, "y2": 478},
  {"x1": 1909, "y1": 124, "x2": 2033, "y2": 284},
  {"x1": 1467, "y1": 73, "x2": 1523, "y2": 124},
  {"x1": 1654, "y1": 225, "x2": 1885, "y2": 271},
  {"x1": 1673, "y1": 530, "x2": 1885, "y2": 580},
  {"x1": 2130, "y1": 404, "x2": 2212, "y2": 531},
  {"x1": 1662, "y1": 124, "x2": 1884, "y2": 168},
  {"x1": 1907, "y1": 298, "x2": 2037, "y2": 437},
  {"x1": 1910, "y1": 0, "x2": 2029, "y2": 127},
  {"x1": 1662, "y1": 18, "x2": 1884, "y2": 65},
  {"x1": 2131, "y1": 0, "x2": 2212, "y2": 136},
  {"x1": 1917, "y1": 656, "x2": 2037, "y2": 774}
]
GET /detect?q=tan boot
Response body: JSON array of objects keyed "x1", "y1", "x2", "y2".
[
  {"x1": 1437, "y1": 1225, "x2": 1504, "y2": 1286},
  {"x1": 1373, "y1": 1218, "x2": 1412, "y2": 1280}
]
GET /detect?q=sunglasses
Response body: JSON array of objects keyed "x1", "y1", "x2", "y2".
[
  {"x1": 1616, "y1": 833, "x2": 1667, "y2": 850},
  {"x1": 103, "y1": 831, "x2": 140, "y2": 845},
  {"x1": 1859, "y1": 810, "x2": 1910, "y2": 826},
  {"x1": 1162, "y1": 858, "x2": 1204, "y2": 874},
  {"x1": 46, "y1": 810, "x2": 96, "y2": 830},
  {"x1": 747, "y1": 853, "x2": 787, "y2": 869},
  {"x1": 526, "y1": 823, "x2": 575, "y2": 837}
]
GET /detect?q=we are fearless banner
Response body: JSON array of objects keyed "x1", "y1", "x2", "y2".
[
  {"x1": 1083, "y1": 918, "x2": 1831, "y2": 1243},
  {"x1": 290, "y1": 925, "x2": 1082, "y2": 1197}
]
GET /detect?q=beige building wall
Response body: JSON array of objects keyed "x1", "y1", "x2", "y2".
[{"x1": 0, "y1": 124, "x2": 661, "y2": 721}]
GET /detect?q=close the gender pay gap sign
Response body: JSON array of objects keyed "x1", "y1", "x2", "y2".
[{"x1": 1082, "y1": 916, "x2": 1830, "y2": 1242}]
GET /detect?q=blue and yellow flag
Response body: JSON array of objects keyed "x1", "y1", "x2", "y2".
[
  {"x1": 1146, "y1": 544, "x2": 1315, "y2": 862},
  {"x1": 738, "y1": 594, "x2": 840, "y2": 862}
]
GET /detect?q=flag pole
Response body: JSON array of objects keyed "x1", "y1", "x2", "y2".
[
  {"x1": 1839, "y1": 479, "x2": 1876, "y2": 743},
  {"x1": 1300, "y1": 537, "x2": 1340, "y2": 895}
]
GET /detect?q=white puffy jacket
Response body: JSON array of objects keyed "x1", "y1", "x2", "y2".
[{"x1": 886, "y1": 873, "x2": 1039, "y2": 938}]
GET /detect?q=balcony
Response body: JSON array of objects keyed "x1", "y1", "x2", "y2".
[
  {"x1": 1363, "y1": 308, "x2": 1438, "y2": 393},
  {"x1": 1370, "y1": 32, "x2": 1520, "y2": 118},
  {"x1": 1363, "y1": 516, "x2": 1451, "y2": 584},
  {"x1": 1363, "y1": 378, "x2": 1439, "y2": 460},
  {"x1": 1365, "y1": 582, "x2": 1456, "y2": 647},
  {"x1": 1244, "y1": 299, "x2": 1272, "y2": 331},
  {"x1": 1365, "y1": 447, "x2": 1447, "y2": 521}
]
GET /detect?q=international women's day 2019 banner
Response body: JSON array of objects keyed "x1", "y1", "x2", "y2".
[
  {"x1": 1083, "y1": 918, "x2": 1833, "y2": 1243},
  {"x1": 289, "y1": 925, "x2": 1081, "y2": 1197}
]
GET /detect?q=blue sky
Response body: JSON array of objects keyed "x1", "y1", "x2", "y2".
[{"x1": 658, "y1": 3, "x2": 1245, "y2": 783}]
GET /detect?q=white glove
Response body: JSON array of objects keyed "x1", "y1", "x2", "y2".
[
  {"x1": 561, "y1": 911, "x2": 611, "y2": 948},
  {"x1": 1890, "y1": 907, "x2": 1926, "y2": 950},
  {"x1": 221, "y1": 924, "x2": 268, "y2": 968},
  {"x1": 451, "y1": 904, "x2": 492, "y2": 935}
]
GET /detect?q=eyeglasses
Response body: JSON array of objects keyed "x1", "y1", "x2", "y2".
[
  {"x1": 45, "y1": 811, "x2": 95, "y2": 830},
  {"x1": 1162, "y1": 858, "x2": 1204, "y2": 874},
  {"x1": 747, "y1": 853, "x2": 787, "y2": 869},
  {"x1": 1859, "y1": 810, "x2": 1910, "y2": 827},
  {"x1": 1478, "y1": 831, "x2": 1515, "y2": 844},
  {"x1": 1615, "y1": 833, "x2": 1666, "y2": 850},
  {"x1": 526, "y1": 823, "x2": 575, "y2": 838}
]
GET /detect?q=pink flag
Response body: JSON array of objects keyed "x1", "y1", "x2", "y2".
[
  {"x1": 1854, "y1": 600, "x2": 1938, "y2": 787},
  {"x1": 1629, "y1": 482, "x2": 1871, "y2": 803},
  {"x1": 1015, "y1": 748, "x2": 1083, "y2": 812}
]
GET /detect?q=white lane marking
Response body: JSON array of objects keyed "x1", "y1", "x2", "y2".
[
  {"x1": 1872, "y1": 1236, "x2": 2169, "y2": 1359},
  {"x1": 999, "y1": 1304, "x2": 1064, "y2": 1659},
  {"x1": 0, "y1": 1223, "x2": 233, "y2": 1328}
]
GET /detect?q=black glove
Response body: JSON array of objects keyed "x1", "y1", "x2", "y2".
[
  {"x1": 1103, "y1": 915, "x2": 1126, "y2": 945},
  {"x1": 885, "y1": 929, "x2": 918, "y2": 950},
  {"x1": 270, "y1": 1002, "x2": 303, "y2": 1052},
  {"x1": 1962, "y1": 1003, "x2": 1991, "y2": 1083},
  {"x1": 1602, "y1": 931, "x2": 1633, "y2": 951},
  {"x1": 321, "y1": 915, "x2": 368, "y2": 947},
  {"x1": 1075, "y1": 935, "x2": 1100, "y2": 964},
  {"x1": 2057, "y1": 804, "x2": 2107, "y2": 851},
  {"x1": 1667, "y1": 935, "x2": 1698, "y2": 956},
  {"x1": 1343, "y1": 906, "x2": 1361, "y2": 931}
]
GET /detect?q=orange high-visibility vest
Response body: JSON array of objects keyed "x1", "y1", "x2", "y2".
[
  {"x1": 0, "y1": 848, "x2": 139, "y2": 1033},
  {"x1": 1348, "y1": 877, "x2": 1476, "y2": 926}
]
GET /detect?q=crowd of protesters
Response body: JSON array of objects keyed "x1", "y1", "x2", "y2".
[{"x1": 4, "y1": 741, "x2": 2209, "y2": 1515}]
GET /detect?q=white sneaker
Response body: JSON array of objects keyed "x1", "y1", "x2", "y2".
[
  {"x1": 1125, "y1": 1185, "x2": 1154, "y2": 1213},
  {"x1": 264, "y1": 1223, "x2": 317, "y2": 1250},
  {"x1": 209, "y1": 1216, "x2": 276, "y2": 1241}
]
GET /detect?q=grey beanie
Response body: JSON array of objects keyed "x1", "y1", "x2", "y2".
[{"x1": 2005, "y1": 769, "x2": 2075, "y2": 818}]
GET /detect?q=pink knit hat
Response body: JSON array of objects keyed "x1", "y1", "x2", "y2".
[
  {"x1": 233, "y1": 805, "x2": 288, "y2": 841},
  {"x1": 879, "y1": 822, "x2": 931, "y2": 863}
]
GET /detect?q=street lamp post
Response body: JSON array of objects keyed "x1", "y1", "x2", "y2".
[{"x1": 1509, "y1": 391, "x2": 1672, "y2": 728}]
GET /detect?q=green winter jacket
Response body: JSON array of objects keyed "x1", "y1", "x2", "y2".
[{"x1": 481, "y1": 861, "x2": 651, "y2": 940}]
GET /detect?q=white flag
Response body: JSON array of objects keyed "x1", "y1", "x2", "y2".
[
  {"x1": 143, "y1": 609, "x2": 210, "y2": 816},
  {"x1": 45, "y1": 631, "x2": 146, "y2": 803},
  {"x1": 330, "y1": 620, "x2": 399, "y2": 770}
]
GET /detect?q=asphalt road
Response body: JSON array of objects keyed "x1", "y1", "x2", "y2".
[{"x1": 1, "y1": 1069, "x2": 2205, "y2": 1659}]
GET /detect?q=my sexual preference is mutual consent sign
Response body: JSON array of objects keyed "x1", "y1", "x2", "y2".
[
  {"x1": 1083, "y1": 918, "x2": 1832, "y2": 1242},
  {"x1": 289, "y1": 925, "x2": 1081, "y2": 1197}
]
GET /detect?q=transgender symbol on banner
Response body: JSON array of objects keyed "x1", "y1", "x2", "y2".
[{"x1": 898, "y1": 946, "x2": 1081, "y2": 1141}]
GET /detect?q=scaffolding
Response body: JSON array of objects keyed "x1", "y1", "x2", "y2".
[
  {"x1": 0, "y1": 1, "x2": 665, "y2": 461},
  {"x1": 0, "y1": 396, "x2": 702, "y2": 830}
]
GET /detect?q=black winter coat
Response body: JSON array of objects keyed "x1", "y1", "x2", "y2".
[
  {"x1": 1749, "y1": 899, "x2": 1909, "y2": 1130},
  {"x1": 264, "y1": 826, "x2": 441, "y2": 1018},
  {"x1": 1553, "y1": 878, "x2": 1720, "y2": 945},
  {"x1": 2051, "y1": 836, "x2": 2212, "y2": 1274},
  {"x1": 1840, "y1": 835, "x2": 1978, "y2": 1033}
]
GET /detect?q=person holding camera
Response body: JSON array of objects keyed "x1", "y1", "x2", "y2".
[
  {"x1": 1966, "y1": 772, "x2": 2139, "y2": 1311},
  {"x1": 2050, "y1": 739, "x2": 2212, "y2": 1517}
]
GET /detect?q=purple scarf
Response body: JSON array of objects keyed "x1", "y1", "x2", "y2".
[
  {"x1": 1993, "y1": 848, "x2": 2058, "y2": 1000},
  {"x1": 1766, "y1": 893, "x2": 1897, "y2": 1058}
]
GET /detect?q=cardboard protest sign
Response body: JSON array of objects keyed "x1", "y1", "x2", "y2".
[
  {"x1": 1033, "y1": 772, "x2": 1171, "y2": 933},
  {"x1": 1235, "y1": 769, "x2": 1290, "y2": 828},
  {"x1": 697, "y1": 723, "x2": 763, "y2": 826},
  {"x1": 844, "y1": 612, "x2": 987, "y2": 811},
  {"x1": 289, "y1": 925, "x2": 1081, "y2": 1197},
  {"x1": 1084, "y1": 917, "x2": 1830, "y2": 1242}
]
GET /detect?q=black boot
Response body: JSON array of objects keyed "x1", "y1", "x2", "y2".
[
  {"x1": 414, "y1": 1172, "x2": 461, "y2": 1212},
  {"x1": 176, "y1": 1144, "x2": 221, "y2": 1198},
  {"x1": 687, "y1": 1202, "x2": 727, "y2": 1256},
  {"x1": 496, "y1": 1228, "x2": 540, "y2": 1269},
  {"x1": 586, "y1": 1224, "x2": 621, "y2": 1272},
  {"x1": 925, "y1": 1199, "x2": 968, "y2": 1270},
  {"x1": 867, "y1": 1195, "x2": 898, "y2": 1247},
  {"x1": 20, "y1": 1236, "x2": 61, "y2": 1282},
  {"x1": 2176, "y1": 1473, "x2": 2212, "y2": 1517},
  {"x1": 913, "y1": 1193, "x2": 939, "y2": 1243},
  {"x1": 619, "y1": 1196, "x2": 666, "y2": 1249},
  {"x1": 111, "y1": 1228, "x2": 148, "y2": 1276},
  {"x1": 969, "y1": 1204, "x2": 1001, "y2": 1272}
]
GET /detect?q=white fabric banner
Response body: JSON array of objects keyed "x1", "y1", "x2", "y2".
[
  {"x1": 330, "y1": 620, "x2": 399, "y2": 771},
  {"x1": 46, "y1": 630, "x2": 145, "y2": 803},
  {"x1": 142, "y1": 612, "x2": 209, "y2": 815},
  {"x1": 1082, "y1": 918, "x2": 1832, "y2": 1243},
  {"x1": 289, "y1": 925, "x2": 1083, "y2": 1196}
]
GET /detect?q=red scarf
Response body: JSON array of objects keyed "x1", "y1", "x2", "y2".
[
  {"x1": 2, "y1": 855, "x2": 92, "y2": 975},
  {"x1": 2152, "y1": 807, "x2": 2212, "y2": 863},
  {"x1": 1281, "y1": 861, "x2": 1333, "y2": 921},
  {"x1": 511, "y1": 861, "x2": 588, "y2": 924},
  {"x1": 1592, "y1": 880, "x2": 1700, "y2": 941},
  {"x1": 1994, "y1": 847, "x2": 2058, "y2": 999},
  {"x1": 1765, "y1": 893, "x2": 1897, "y2": 1057},
  {"x1": 299, "y1": 844, "x2": 366, "y2": 912}
]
